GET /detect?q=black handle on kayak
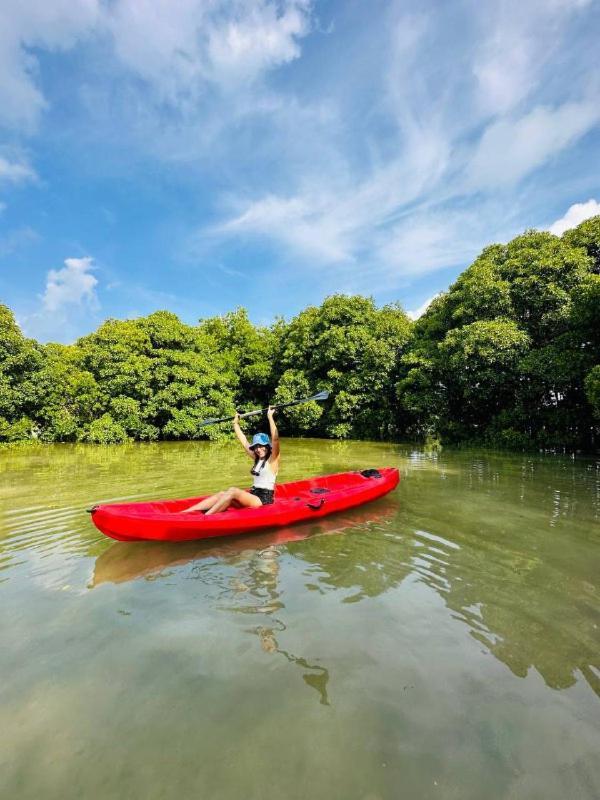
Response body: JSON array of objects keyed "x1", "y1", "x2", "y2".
[
  {"x1": 306, "y1": 499, "x2": 326, "y2": 511},
  {"x1": 86, "y1": 506, "x2": 98, "y2": 514},
  {"x1": 360, "y1": 469, "x2": 382, "y2": 479}
]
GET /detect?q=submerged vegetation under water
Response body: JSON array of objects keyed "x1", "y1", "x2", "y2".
[{"x1": 1, "y1": 217, "x2": 599, "y2": 451}]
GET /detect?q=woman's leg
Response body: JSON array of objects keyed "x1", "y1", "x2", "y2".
[
  {"x1": 205, "y1": 487, "x2": 262, "y2": 516},
  {"x1": 181, "y1": 492, "x2": 225, "y2": 513}
]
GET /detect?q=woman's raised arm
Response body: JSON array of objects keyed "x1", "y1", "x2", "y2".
[
  {"x1": 233, "y1": 412, "x2": 254, "y2": 459},
  {"x1": 267, "y1": 406, "x2": 280, "y2": 459}
]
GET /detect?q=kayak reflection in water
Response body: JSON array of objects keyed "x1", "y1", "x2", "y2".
[{"x1": 182, "y1": 406, "x2": 280, "y2": 516}]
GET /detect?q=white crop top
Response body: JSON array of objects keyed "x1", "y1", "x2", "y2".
[{"x1": 252, "y1": 458, "x2": 277, "y2": 490}]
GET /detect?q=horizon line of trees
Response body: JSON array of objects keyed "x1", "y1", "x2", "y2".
[{"x1": 1, "y1": 216, "x2": 599, "y2": 452}]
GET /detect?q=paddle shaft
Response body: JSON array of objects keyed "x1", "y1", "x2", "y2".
[{"x1": 199, "y1": 390, "x2": 329, "y2": 427}]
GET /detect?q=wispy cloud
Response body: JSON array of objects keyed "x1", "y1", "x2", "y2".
[
  {"x1": 197, "y1": 0, "x2": 599, "y2": 286},
  {"x1": 464, "y1": 101, "x2": 600, "y2": 190},
  {"x1": 472, "y1": 0, "x2": 593, "y2": 116},
  {"x1": 0, "y1": 0, "x2": 100, "y2": 131},
  {"x1": 0, "y1": 225, "x2": 39, "y2": 257},
  {"x1": 0, "y1": 155, "x2": 37, "y2": 184}
]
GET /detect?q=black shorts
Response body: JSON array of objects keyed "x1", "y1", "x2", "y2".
[{"x1": 249, "y1": 487, "x2": 275, "y2": 505}]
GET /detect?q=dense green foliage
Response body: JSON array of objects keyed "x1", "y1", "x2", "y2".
[
  {"x1": 399, "y1": 219, "x2": 600, "y2": 450},
  {"x1": 1, "y1": 217, "x2": 599, "y2": 450},
  {"x1": 273, "y1": 296, "x2": 412, "y2": 440}
]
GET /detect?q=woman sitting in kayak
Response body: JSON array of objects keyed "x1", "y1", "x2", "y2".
[{"x1": 183, "y1": 406, "x2": 279, "y2": 515}]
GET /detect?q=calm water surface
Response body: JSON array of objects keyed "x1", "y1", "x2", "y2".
[{"x1": 1, "y1": 440, "x2": 599, "y2": 800}]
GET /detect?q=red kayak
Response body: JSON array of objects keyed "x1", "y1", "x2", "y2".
[{"x1": 89, "y1": 467, "x2": 400, "y2": 542}]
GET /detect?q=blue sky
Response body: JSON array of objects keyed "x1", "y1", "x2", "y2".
[{"x1": 0, "y1": 0, "x2": 599, "y2": 342}]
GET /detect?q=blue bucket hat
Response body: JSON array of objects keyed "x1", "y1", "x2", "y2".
[{"x1": 250, "y1": 432, "x2": 271, "y2": 449}]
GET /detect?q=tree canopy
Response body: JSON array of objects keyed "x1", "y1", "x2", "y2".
[{"x1": 1, "y1": 216, "x2": 599, "y2": 451}]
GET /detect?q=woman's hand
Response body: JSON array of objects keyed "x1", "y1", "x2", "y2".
[
  {"x1": 267, "y1": 405, "x2": 275, "y2": 420},
  {"x1": 233, "y1": 411, "x2": 240, "y2": 425}
]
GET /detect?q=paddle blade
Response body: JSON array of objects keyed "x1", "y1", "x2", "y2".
[
  {"x1": 312, "y1": 390, "x2": 330, "y2": 401},
  {"x1": 197, "y1": 417, "x2": 222, "y2": 427}
]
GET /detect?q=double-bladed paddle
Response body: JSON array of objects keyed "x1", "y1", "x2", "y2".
[{"x1": 198, "y1": 389, "x2": 330, "y2": 428}]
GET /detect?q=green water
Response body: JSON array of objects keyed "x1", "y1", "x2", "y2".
[{"x1": 0, "y1": 440, "x2": 598, "y2": 800}]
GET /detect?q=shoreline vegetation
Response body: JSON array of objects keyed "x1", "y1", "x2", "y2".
[{"x1": 2, "y1": 218, "x2": 599, "y2": 453}]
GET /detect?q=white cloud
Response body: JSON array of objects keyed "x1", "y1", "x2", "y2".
[
  {"x1": 0, "y1": 155, "x2": 37, "y2": 184},
  {"x1": 407, "y1": 294, "x2": 440, "y2": 320},
  {"x1": 0, "y1": 1, "x2": 312, "y2": 131},
  {"x1": 205, "y1": 1, "x2": 311, "y2": 86},
  {"x1": 465, "y1": 102, "x2": 600, "y2": 190},
  {"x1": 96, "y1": 0, "x2": 312, "y2": 102},
  {"x1": 549, "y1": 199, "x2": 600, "y2": 235},
  {"x1": 42, "y1": 256, "x2": 98, "y2": 313}
]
